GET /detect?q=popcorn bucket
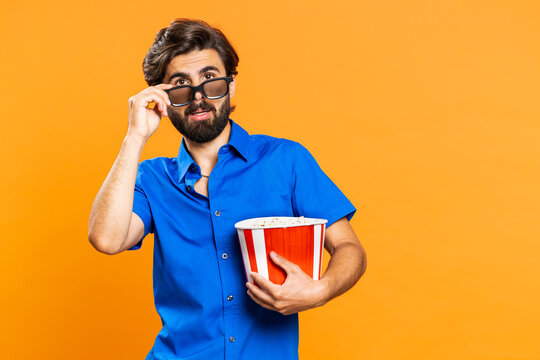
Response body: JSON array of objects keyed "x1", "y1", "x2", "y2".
[{"x1": 234, "y1": 216, "x2": 328, "y2": 285}]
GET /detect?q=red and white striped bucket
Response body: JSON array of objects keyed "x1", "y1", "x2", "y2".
[{"x1": 235, "y1": 216, "x2": 328, "y2": 285}]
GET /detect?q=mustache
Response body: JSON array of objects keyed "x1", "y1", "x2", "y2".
[{"x1": 186, "y1": 101, "x2": 215, "y2": 115}]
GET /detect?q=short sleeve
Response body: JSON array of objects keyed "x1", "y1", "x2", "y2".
[
  {"x1": 291, "y1": 142, "x2": 356, "y2": 227},
  {"x1": 128, "y1": 162, "x2": 155, "y2": 250}
]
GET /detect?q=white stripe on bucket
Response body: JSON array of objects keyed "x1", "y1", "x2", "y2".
[
  {"x1": 252, "y1": 229, "x2": 269, "y2": 279},
  {"x1": 237, "y1": 230, "x2": 253, "y2": 283},
  {"x1": 313, "y1": 224, "x2": 322, "y2": 280},
  {"x1": 320, "y1": 225, "x2": 326, "y2": 278}
]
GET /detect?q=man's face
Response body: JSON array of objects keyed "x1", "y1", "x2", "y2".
[{"x1": 163, "y1": 48, "x2": 236, "y2": 143}]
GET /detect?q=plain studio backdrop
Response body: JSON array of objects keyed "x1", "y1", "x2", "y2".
[{"x1": 1, "y1": 1, "x2": 539, "y2": 359}]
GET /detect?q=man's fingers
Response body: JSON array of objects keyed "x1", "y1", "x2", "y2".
[
  {"x1": 153, "y1": 84, "x2": 173, "y2": 103},
  {"x1": 247, "y1": 289, "x2": 275, "y2": 311},
  {"x1": 148, "y1": 100, "x2": 168, "y2": 117},
  {"x1": 138, "y1": 86, "x2": 171, "y2": 113},
  {"x1": 250, "y1": 272, "x2": 279, "y2": 296},
  {"x1": 149, "y1": 88, "x2": 172, "y2": 112},
  {"x1": 269, "y1": 251, "x2": 297, "y2": 274},
  {"x1": 154, "y1": 83, "x2": 174, "y2": 90},
  {"x1": 152, "y1": 96, "x2": 170, "y2": 117},
  {"x1": 246, "y1": 282, "x2": 274, "y2": 304},
  {"x1": 132, "y1": 90, "x2": 170, "y2": 117}
]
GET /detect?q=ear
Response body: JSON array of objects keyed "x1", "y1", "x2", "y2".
[{"x1": 230, "y1": 74, "x2": 236, "y2": 99}]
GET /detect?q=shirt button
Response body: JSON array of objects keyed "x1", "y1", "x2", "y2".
[
  {"x1": 227, "y1": 295, "x2": 233, "y2": 301},
  {"x1": 222, "y1": 253, "x2": 228, "y2": 260},
  {"x1": 229, "y1": 336, "x2": 235, "y2": 343},
  {"x1": 186, "y1": 185, "x2": 191, "y2": 191},
  {"x1": 215, "y1": 210, "x2": 221, "y2": 216}
]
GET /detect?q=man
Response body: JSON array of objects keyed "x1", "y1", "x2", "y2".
[{"x1": 88, "y1": 18, "x2": 366, "y2": 360}]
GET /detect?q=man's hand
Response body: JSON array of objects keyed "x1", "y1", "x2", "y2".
[
  {"x1": 246, "y1": 217, "x2": 367, "y2": 315},
  {"x1": 246, "y1": 251, "x2": 329, "y2": 316},
  {"x1": 127, "y1": 84, "x2": 174, "y2": 142}
]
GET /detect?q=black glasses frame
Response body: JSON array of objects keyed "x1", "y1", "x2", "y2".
[{"x1": 164, "y1": 76, "x2": 234, "y2": 107}]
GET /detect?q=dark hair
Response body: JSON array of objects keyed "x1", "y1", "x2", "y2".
[{"x1": 143, "y1": 19, "x2": 239, "y2": 86}]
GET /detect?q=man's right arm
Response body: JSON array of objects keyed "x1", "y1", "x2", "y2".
[
  {"x1": 88, "y1": 135, "x2": 147, "y2": 255},
  {"x1": 88, "y1": 84, "x2": 173, "y2": 255}
]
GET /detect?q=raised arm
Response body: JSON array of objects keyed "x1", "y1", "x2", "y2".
[{"x1": 87, "y1": 84, "x2": 172, "y2": 254}]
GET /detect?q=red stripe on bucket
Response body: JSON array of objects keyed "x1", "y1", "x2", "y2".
[
  {"x1": 264, "y1": 228, "x2": 287, "y2": 285},
  {"x1": 303, "y1": 225, "x2": 315, "y2": 280}
]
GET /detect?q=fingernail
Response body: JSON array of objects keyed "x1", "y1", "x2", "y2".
[{"x1": 270, "y1": 251, "x2": 276, "y2": 257}]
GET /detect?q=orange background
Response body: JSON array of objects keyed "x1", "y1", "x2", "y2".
[{"x1": 1, "y1": 1, "x2": 539, "y2": 359}]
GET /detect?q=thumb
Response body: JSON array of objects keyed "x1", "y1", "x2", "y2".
[{"x1": 269, "y1": 251, "x2": 296, "y2": 274}]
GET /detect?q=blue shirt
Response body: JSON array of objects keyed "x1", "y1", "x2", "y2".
[{"x1": 130, "y1": 119, "x2": 356, "y2": 360}]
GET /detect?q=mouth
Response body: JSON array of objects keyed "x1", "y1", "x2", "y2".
[{"x1": 189, "y1": 109, "x2": 212, "y2": 121}]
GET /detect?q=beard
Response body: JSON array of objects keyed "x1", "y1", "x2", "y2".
[{"x1": 167, "y1": 95, "x2": 231, "y2": 143}]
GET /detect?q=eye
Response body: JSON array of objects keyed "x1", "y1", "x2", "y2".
[
  {"x1": 175, "y1": 79, "x2": 188, "y2": 85},
  {"x1": 204, "y1": 73, "x2": 215, "y2": 80}
]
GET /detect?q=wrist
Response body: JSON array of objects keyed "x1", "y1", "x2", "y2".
[
  {"x1": 315, "y1": 277, "x2": 332, "y2": 307},
  {"x1": 124, "y1": 133, "x2": 148, "y2": 147}
]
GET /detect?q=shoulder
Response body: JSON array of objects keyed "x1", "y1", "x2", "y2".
[
  {"x1": 247, "y1": 134, "x2": 318, "y2": 171},
  {"x1": 136, "y1": 156, "x2": 176, "y2": 184},
  {"x1": 138, "y1": 156, "x2": 173, "y2": 171},
  {"x1": 248, "y1": 134, "x2": 306, "y2": 157}
]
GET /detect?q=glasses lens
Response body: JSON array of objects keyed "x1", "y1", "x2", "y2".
[
  {"x1": 203, "y1": 79, "x2": 228, "y2": 98},
  {"x1": 169, "y1": 87, "x2": 193, "y2": 105}
]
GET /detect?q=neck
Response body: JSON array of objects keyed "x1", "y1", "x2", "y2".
[{"x1": 184, "y1": 120, "x2": 232, "y2": 175}]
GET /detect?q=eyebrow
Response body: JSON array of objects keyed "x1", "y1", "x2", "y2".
[{"x1": 167, "y1": 66, "x2": 221, "y2": 83}]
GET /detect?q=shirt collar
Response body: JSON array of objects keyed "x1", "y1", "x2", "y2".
[
  {"x1": 227, "y1": 119, "x2": 251, "y2": 162},
  {"x1": 175, "y1": 119, "x2": 251, "y2": 183}
]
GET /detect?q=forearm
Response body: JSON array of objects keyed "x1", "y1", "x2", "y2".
[
  {"x1": 88, "y1": 134, "x2": 146, "y2": 253},
  {"x1": 319, "y1": 242, "x2": 367, "y2": 304}
]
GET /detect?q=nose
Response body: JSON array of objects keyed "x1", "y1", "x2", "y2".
[{"x1": 194, "y1": 89, "x2": 204, "y2": 101}]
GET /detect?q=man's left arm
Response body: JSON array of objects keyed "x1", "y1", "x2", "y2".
[{"x1": 246, "y1": 216, "x2": 367, "y2": 315}]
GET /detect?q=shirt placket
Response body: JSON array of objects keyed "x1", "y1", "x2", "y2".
[{"x1": 208, "y1": 147, "x2": 241, "y2": 360}]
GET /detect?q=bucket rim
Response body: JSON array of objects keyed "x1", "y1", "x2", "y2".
[{"x1": 234, "y1": 216, "x2": 328, "y2": 230}]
